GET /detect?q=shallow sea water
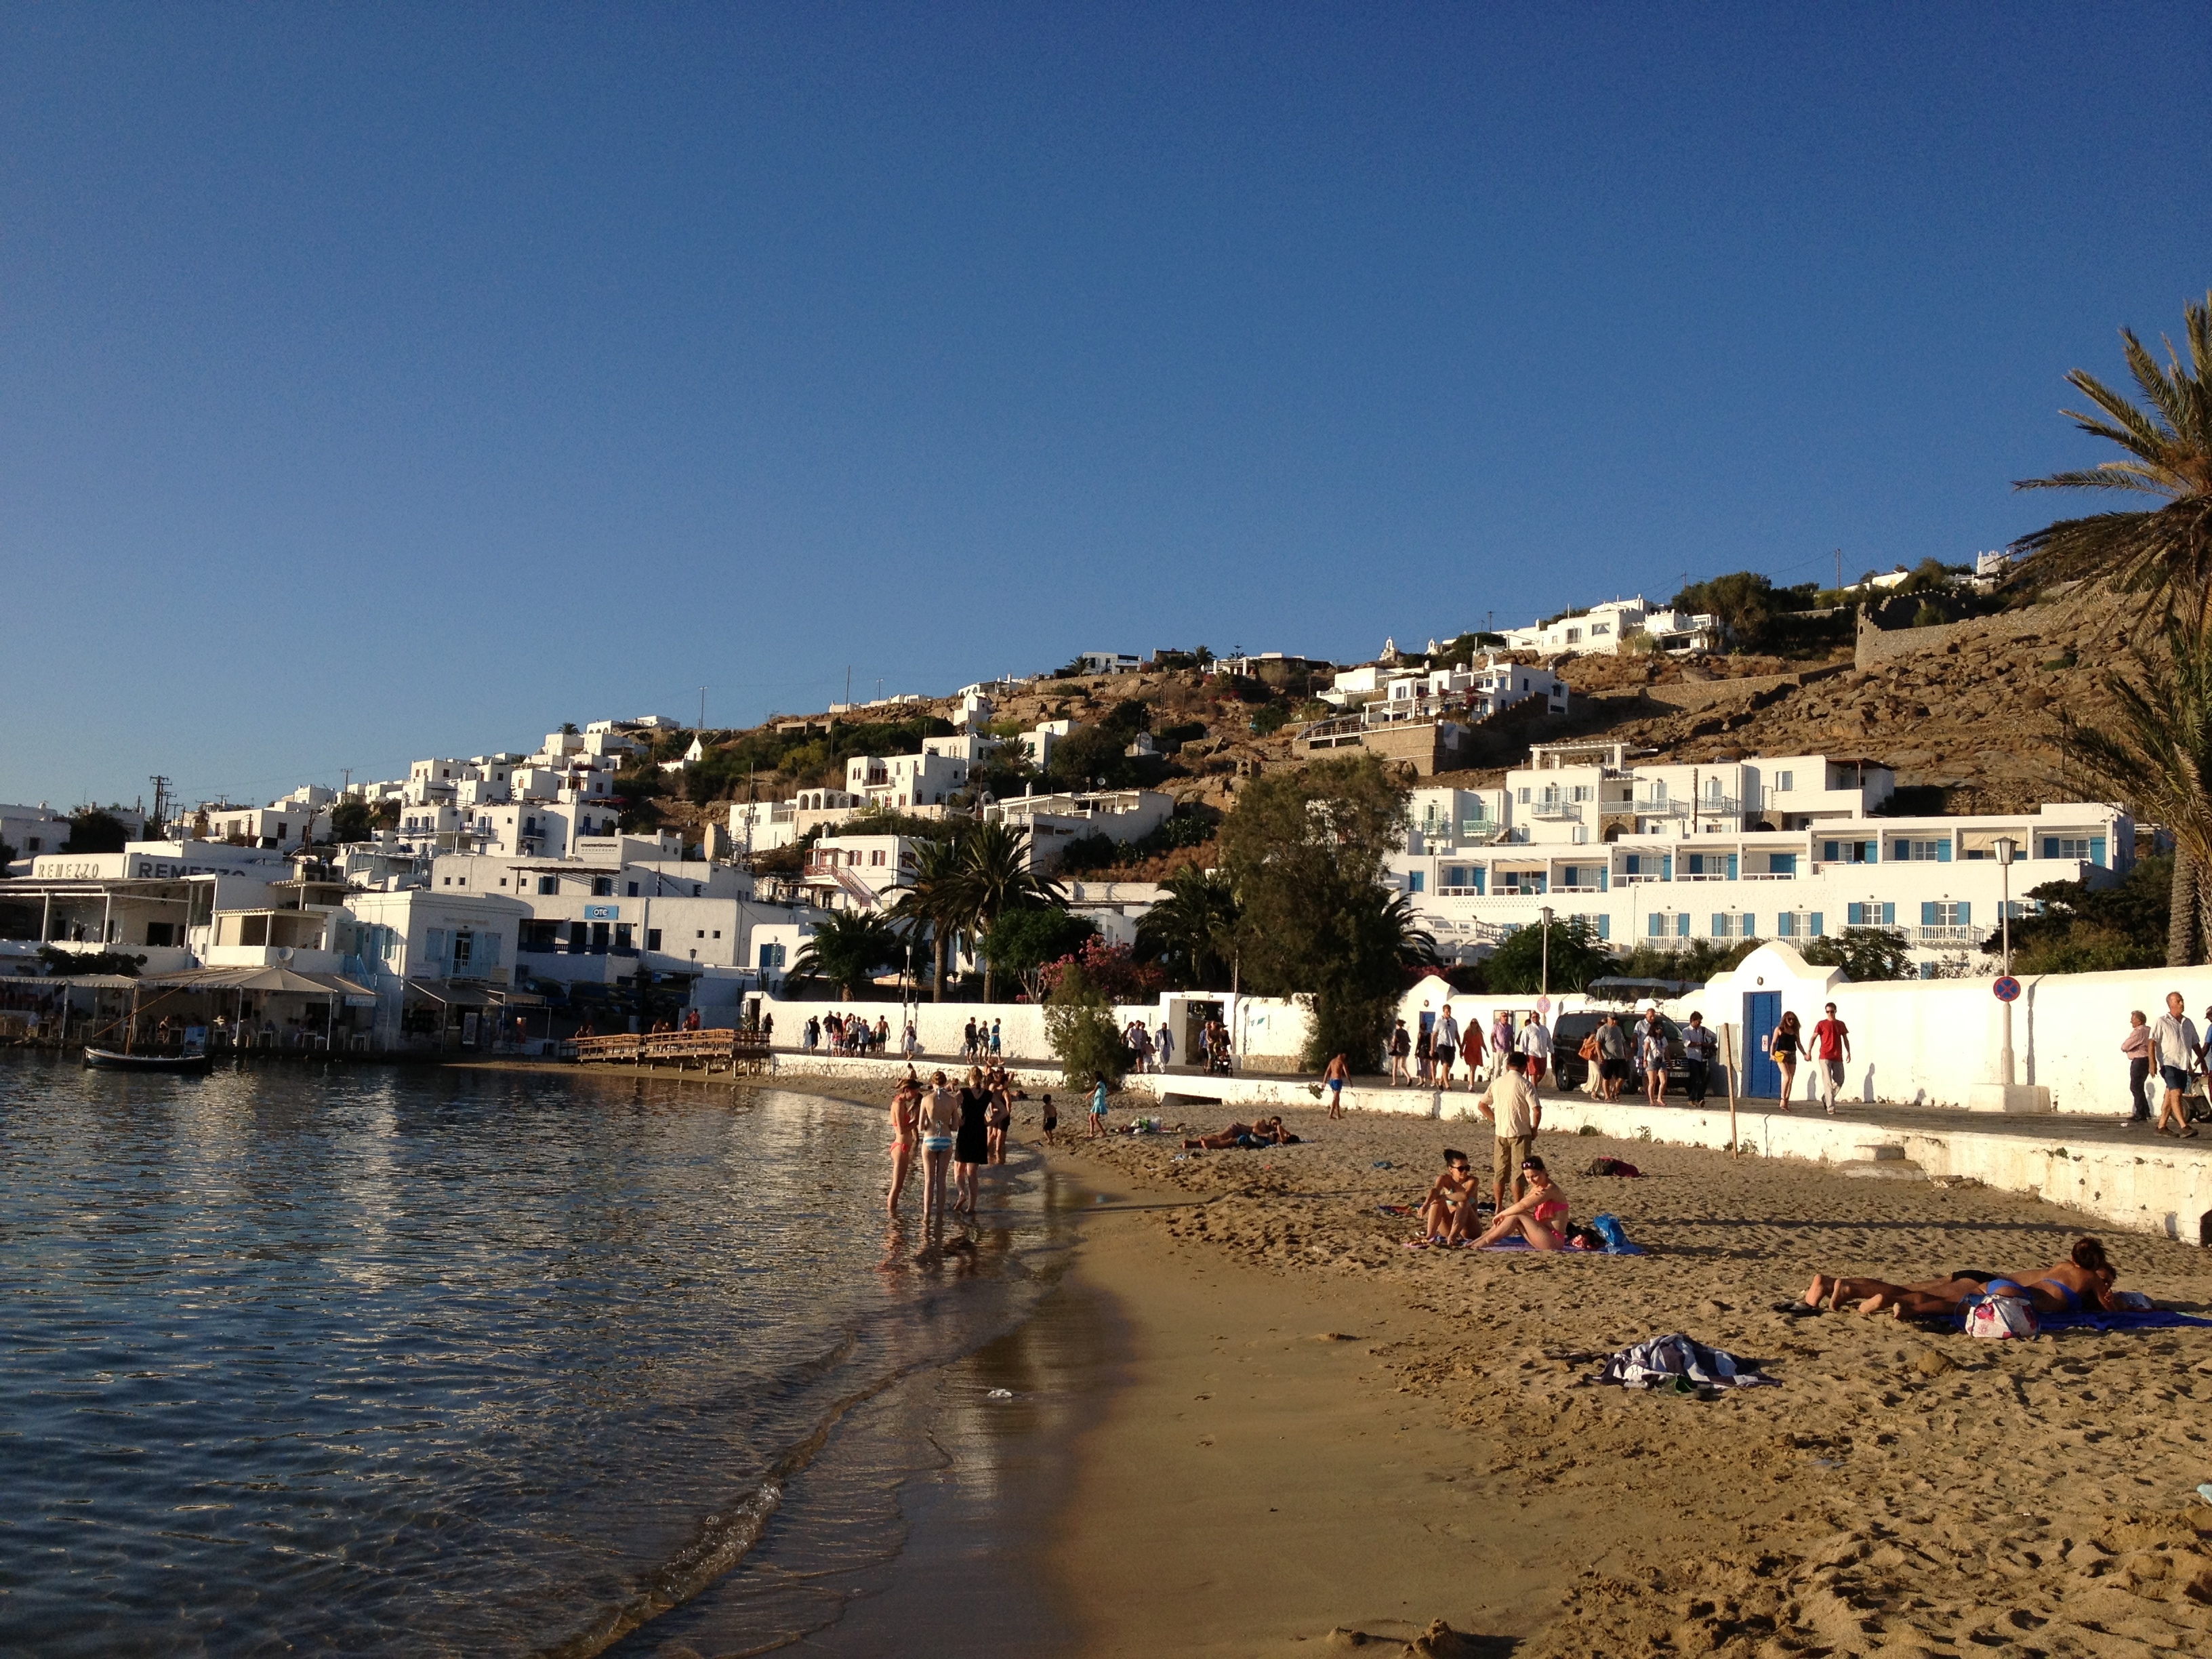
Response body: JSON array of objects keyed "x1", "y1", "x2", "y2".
[{"x1": 0, "y1": 1056, "x2": 1070, "y2": 1656}]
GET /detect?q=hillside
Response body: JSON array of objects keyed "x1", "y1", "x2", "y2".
[{"x1": 646, "y1": 588, "x2": 2133, "y2": 863}]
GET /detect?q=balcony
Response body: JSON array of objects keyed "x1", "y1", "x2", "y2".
[
  {"x1": 1912, "y1": 925, "x2": 1980, "y2": 945},
  {"x1": 1529, "y1": 802, "x2": 1582, "y2": 822},
  {"x1": 1673, "y1": 871, "x2": 1734, "y2": 882}
]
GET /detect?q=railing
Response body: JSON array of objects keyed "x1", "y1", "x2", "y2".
[
  {"x1": 1551, "y1": 882, "x2": 1605, "y2": 894},
  {"x1": 1912, "y1": 925, "x2": 1980, "y2": 945},
  {"x1": 571, "y1": 1029, "x2": 774, "y2": 1071},
  {"x1": 1530, "y1": 802, "x2": 1581, "y2": 821},
  {"x1": 1435, "y1": 885, "x2": 1485, "y2": 897},
  {"x1": 1740, "y1": 871, "x2": 1796, "y2": 880},
  {"x1": 1616, "y1": 872, "x2": 1664, "y2": 884},
  {"x1": 1673, "y1": 871, "x2": 1735, "y2": 882}
]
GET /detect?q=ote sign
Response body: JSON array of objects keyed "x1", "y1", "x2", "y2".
[{"x1": 1992, "y1": 975, "x2": 2022, "y2": 1003}]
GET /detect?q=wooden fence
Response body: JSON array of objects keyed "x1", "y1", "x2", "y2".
[{"x1": 570, "y1": 1029, "x2": 773, "y2": 1074}]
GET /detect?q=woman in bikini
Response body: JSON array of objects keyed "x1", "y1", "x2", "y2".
[
  {"x1": 1768, "y1": 1011, "x2": 1803, "y2": 1109},
  {"x1": 1416, "y1": 1149, "x2": 1483, "y2": 1245},
  {"x1": 1805, "y1": 1239, "x2": 2124, "y2": 1317},
  {"x1": 886, "y1": 1078, "x2": 921, "y2": 1214},
  {"x1": 2007, "y1": 1237, "x2": 2123, "y2": 1314},
  {"x1": 920, "y1": 1070, "x2": 961, "y2": 1226},
  {"x1": 1468, "y1": 1154, "x2": 1571, "y2": 1250}
]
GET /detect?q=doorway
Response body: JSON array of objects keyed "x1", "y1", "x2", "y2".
[{"x1": 1742, "y1": 991, "x2": 1781, "y2": 1097}]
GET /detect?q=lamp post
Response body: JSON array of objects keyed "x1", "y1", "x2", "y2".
[
  {"x1": 1997, "y1": 838, "x2": 2016, "y2": 1087},
  {"x1": 1539, "y1": 904, "x2": 1554, "y2": 1000}
]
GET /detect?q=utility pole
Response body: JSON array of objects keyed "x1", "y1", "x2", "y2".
[
  {"x1": 699, "y1": 687, "x2": 707, "y2": 730},
  {"x1": 1835, "y1": 548, "x2": 1843, "y2": 599},
  {"x1": 148, "y1": 776, "x2": 170, "y2": 838}
]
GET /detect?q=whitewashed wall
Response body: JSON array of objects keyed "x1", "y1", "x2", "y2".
[{"x1": 747, "y1": 992, "x2": 1314, "y2": 1067}]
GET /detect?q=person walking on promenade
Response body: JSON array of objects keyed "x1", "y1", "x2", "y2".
[
  {"x1": 1323, "y1": 1051, "x2": 1351, "y2": 1118},
  {"x1": 1594, "y1": 1012, "x2": 1629, "y2": 1101},
  {"x1": 1433, "y1": 1004, "x2": 1460, "y2": 1091},
  {"x1": 1767, "y1": 1011, "x2": 1803, "y2": 1110},
  {"x1": 1475, "y1": 1051, "x2": 1543, "y2": 1216},
  {"x1": 2121, "y1": 1010, "x2": 2152, "y2": 1123},
  {"x1": 903, "y1": 1020, "x2": 920, "y2": 1059},
  {"x1": 1518, "y1": 1010, "x2": 1552, "y2": 1088},
  {"x1": 1489, "y1": 1011, "x2": 1513, "y2": 1081},
  {"x1": 2153, "y1": 992, "x2": 2203, "y2": 1137},
  {"x1": 1414, "y1": 1020, "x2": 1433, "y2": 1086},
  {"x1": 1388, "y1": 1018, "x2": 1412, "y2": 1086},
  {"x1": 1681, "y1": 1011, "x2": 1717, "y2": 1105},
  {"x1": 1811, "y1": 1002, "x2": 1851, "y2": 1114},
  {"x1": 989, "y1": 1018, "x2": 1002, "y2": 1059},
  {"x1": 1460, "y1": 1015, "x2": 1486, "y2": 1092},
  {"x1": 1155, "y1": 1019, "x2": 1175, "y2": 1071},
  {"x1": 1639, "y1": 1010, "x2": 1671, "y2": 1106}
]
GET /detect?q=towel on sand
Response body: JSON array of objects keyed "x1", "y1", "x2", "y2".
[
  {"x1": 2003, "y1": 1307, "x2": 2212, "y2": 1334},
  {"x1": 1595, "y1": 1332, "x2": 1775, "y2": 1390}
]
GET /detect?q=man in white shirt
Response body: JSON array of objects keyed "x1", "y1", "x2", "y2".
[
  {"x1": 1517, "y1": 1012, "x2": 1553, "y2": 1088},
  {"x1": 1433, "y1": 1005, "x2": 1461, "y2": 1087},
  {"x1": 2153, "y1": 991, "x2": 2202, "y2": 1138},
  {"x1": 1477, "y1": 1051, "x2": 1544, "y2": 1211}
]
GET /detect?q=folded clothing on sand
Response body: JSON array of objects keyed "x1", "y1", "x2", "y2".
[
  {"x1": 1583, "y1": 1158, "x2": 1642, "y2": 1177},
  {"x1": 1595, "y1": 1332, "x2": 1774, "y2": 1390}
]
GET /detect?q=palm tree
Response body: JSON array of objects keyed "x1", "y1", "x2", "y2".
[
  {"x1": 1134, "y1": 866, "x2": 1242, "y2": 989},
  {"x1": 2062, "y1": 613, "x2": 2212, "y2": 966},
  {"x1": 890, "y1": 834, "x2": 968, "y2": 1001},
  {"x1": 945, "y1": 821, "x2": 1066, "y2": 1002},
  {"x1": 789, "y1": 911, "x2": 904, "y2": 999},
  {"x1": 2012, "y1": 290, "x2": 2212, "y2": 620}
]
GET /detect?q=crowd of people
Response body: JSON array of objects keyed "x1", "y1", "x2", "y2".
[{"x1": 803, "y1": 1011, "x2": 903, "y2": 1057}]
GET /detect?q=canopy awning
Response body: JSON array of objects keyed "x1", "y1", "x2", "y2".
[
  {"x1": 402, "y1": 979, "x2": 540, "y2": 1008},
  {"x1": 139, "y1": 965, "x2": 375, "y2": 996}
]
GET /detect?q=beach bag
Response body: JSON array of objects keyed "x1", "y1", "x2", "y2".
[
  {"x1": 1963, "y1": 1291, "x2": 2039, "y2": 1340},
  {"x1": 1589, "y1": 1213, "x2": 1634, "y2": 1252},
  {"x1": 1579, "y1": 1034, "x2": 1601, "y2": 1062}
]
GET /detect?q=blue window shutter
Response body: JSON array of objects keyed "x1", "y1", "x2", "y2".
[
  {"x1": 1711, "y1": 913, "x2": 1726, "y2": 937},
  {"x1": 1648, "y1": 914, "x2": 1663, "y2": 937},
  {"x1": 1957, "y1": 901, "x2": 1971, "y2": 926},
  {"x1": 2042, "y1": 838, "x2": 2056, "y2": 859},
  {"x1": 1866, "y1": 840, "x2": 1879, "y2": 863},
  {"x1": 1662, "y1": 855, "x2": 1673, "y2": 880},
  {"x1": 1408, "y1": 872, "x2": 1425, "y2": 893},
  {"x1": 1921, "y1": 901, "x2": 1936, "y2": 926},
  {"x1": 2091, "y1": 836, "x2": 2106, "y2": 867},
  {"x1": 1823, "y1": 840, "x2": 1839, "y2": 861},
  {"x1": 1809, "y1": 912, "x2": 1823, "y2": 937},
  {"x1": 425, "y1": 928, "x2": 445, "y2": 970},
  {"x1": 1598, "y1": 869, "x2": 1609, "y2": 891},
  {"x1": 1727, "y1": 854, "x2": 1739, "y2": 880},
  {"x1": 1937, "y1": 839, "x2": 1952, "y2": 863},
  {"x1": 1742, "y1": 914, "x2": 1756, "y2": 937},
  {"x1": 1846, "y1": 903, "x2": 1864, "y2": 926},
  {"x1": 1776, "y1": 913, "x2": 1793, "y2": 938},
  {"x1": 1597, "y1": 915, "x2": 1610, "y2": 940},
  {"x1": 1473, "y1": 869, "x2": 1485, "y2": 895},
  {"x1": 1624, "y1": 854, "x2": 1639, "y2": 875},
  {"x1": 1676, "y1": 914, "x2": 1690, "y2": 937},
  {"x1": 1881, "y1": 902, "x2": 1896, "y2": 926}
]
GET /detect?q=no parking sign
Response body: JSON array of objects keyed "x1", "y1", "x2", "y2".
[{"x1": 1993, "y1": 976, "x2": 2022, "y2": 1002}]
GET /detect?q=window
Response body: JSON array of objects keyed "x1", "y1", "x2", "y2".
[
  {"x1": 613, "y1": 924, "x2": 633, "y2": 951},
  {"x1": 1921, "y1": 901, "x2": 1971, "y2": 927},
  {"x1": 1517, "y1": 787, "x2": 1531, "y2": 804},
  {"x1": 1845, "y1": 902, "x2": 1898, "y2": 928},
  {"x1": 758, "y1": 942, "x2": 786, "y2": 970},
  {"x1": 1776, "y1": 771, "x2": 1794, "y2": 792},
  {"x1": 1892, "y1": 838, "x2": 1950, "y2": 862},
  {"x1": 1767, "y1": 853, "x2": 1797, "y2": 876},
  {"x1": 592, "y1": 877, "x2": 613, "y2": 897},
  {"x1": 1711, "y1": 913, "x2": 1754, "y2": 939},
  {"x1": 712, "y1": 929, "x2": 721, "y2": 939},
  {"x1": 1571, "y1": 785, "x2": 1593, "y2": 802},
  {"x1": 2041, "y1": 836, "x2": 2107, "y2": 865},
  {"x1": 627, "y1": 881, "x2": 639, "y2": 897},
  {"x1": 451, "y1": 930, "x2": 474, "y2": 972},
  {"x1": 1406, "y1": 872, "x2": 1425, "y2": 894},
  {"x1": 538, "y1": 876, "x2": 558, "y2": 895},
  {"x1": 1822, "y1": 839, "x2": 1878, "y2": 864}
]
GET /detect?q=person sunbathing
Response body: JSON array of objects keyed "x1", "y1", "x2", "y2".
[
  {"x1": 1803, "y1": 1272, "x2": 1991, "y2": 1317},
  {"x1": 1999, "y1": 1237, "x2": 2123, "y2": 1314},
  {"x1": 1416, "y1": 1149, "x2": 1483, "y2": 1244},
  {"x1": 1467, "y1": 1155, "x2": 1571, "y2": 1250},
  {"x1": 1181, "y1": 1116, "x2": 1298, "y2": 1151}
]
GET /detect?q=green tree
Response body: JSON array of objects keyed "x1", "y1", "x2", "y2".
[
  {"x1": 945, "y1": 821, "x2": 1066, "y2": 1001},
  {"x1": 1481, "y1": 916, "x2": 1614, "y2": 994},
  {"x1": 2062, "y1": 614, "x2": 2212, "y2": 964},
  {"x1": 1042, "y1": 962, "x2": 1130, "y2": 1089},
  {"x1": 1671, "y1": 572, "x2": 1791, "y2": 651},
  {"x1": 64, "y1": 811, "x2": 130, "y2": 853},
  {"x1": 1995, "y1": 855, "x2": 2169, "y2": 975},
  {"x1": 890, "y1": 834, "x2": 971, "y2": 1001},
  {"x1": 329, "y1": 800, "x2": 375, "y2": 844},
  {"x1": 981, "y1": 906, "x2": 1097, "y2": 1002},
  {"x1": 1134, "y1": 866, "x2": 1242, "y2": 989},
  {"x1": 1800, "y1": 928, "x2": 1914, "y2": 981},
  {"x1": 789, "y1": 912, "x2": 904, "y2": 998},
  {"x1": 2011, "y1": 290, "x2": 2212, "y2": 619},
  {"x1": 1219, "y1": 753, "x2": 1415, "y2": 1070}
]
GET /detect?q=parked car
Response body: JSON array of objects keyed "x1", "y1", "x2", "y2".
[{"x1": 1551, "y1": 1010, "x2": 1689, "y2": 1092}]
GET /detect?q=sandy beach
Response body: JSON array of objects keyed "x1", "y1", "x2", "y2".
[{"x1": 1034, "y1": 1096, "x2": 2212, "y2": 1657}]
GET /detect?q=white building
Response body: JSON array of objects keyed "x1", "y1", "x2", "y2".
[
  {"x1": 1499, "y1": 596, "x2": 1720, "y2": 657},
  {"x1": 1077, "y1": 651, "x2": 1141, "y2": 676},
  {"x1": 802, "y1": 834, "x2": 925, "y2": 912},
  {"x1": 207, "y1": 803, "x2": 331, "y2": 848},
  {"x1": 983, "y1": 788, "x2": 1175, "y2": 867},
  {"x1": 0, "y1": 804, "x2": 71, "y2": 867},
  {"x1": 1020, "y1": 719, "x2": 1078, "y2": 769},
  {"x1": 844, "y1": 750, "x2": 971, "y2": 810},
  {"x1": 729, "y1": 789, "x2": 867, "y2": 855},
  {"x1": 1371, "y1": 657, "x2": 1570, "y2": 726},
  {"x1": 1387, "y1": 742, "x2": 2129, "y2": 971}
]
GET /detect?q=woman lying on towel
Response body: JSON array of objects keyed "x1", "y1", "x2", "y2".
[
  {"x1": 1467, "y1": 1155, "x2": 1572, "y2": 1250},
  {"x1": 1181, "y1": 1117, "x2": 1300, "y2": 1151},
  {"x1": 1805, "y1": 1238, "x2": 2123, "y2": 1317}
]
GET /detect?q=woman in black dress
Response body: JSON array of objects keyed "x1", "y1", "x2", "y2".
[
  {"x1": 954, "y1": 1065, "x2": 991, "y2": 1215},
  {"x1": 1768, "y1": 1010, "x2": 1803, "y2": 1110}
]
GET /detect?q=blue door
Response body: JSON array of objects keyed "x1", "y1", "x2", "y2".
[{"x1": 1743, "y1": 991, "x2": 1782, "y2": 1097}]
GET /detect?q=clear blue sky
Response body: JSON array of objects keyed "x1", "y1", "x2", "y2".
[{"x1": 2, "y1": 4, "x2": 2205, "y2": 815}]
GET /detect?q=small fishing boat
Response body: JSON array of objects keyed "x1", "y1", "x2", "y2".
[{"x1": 82, "y1": 1047, "x2": 212, "y2": 1074}]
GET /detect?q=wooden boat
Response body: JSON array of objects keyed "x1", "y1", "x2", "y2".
[{"x1": 82, "y1": 1046, "x2": 212, "y2": 1074}]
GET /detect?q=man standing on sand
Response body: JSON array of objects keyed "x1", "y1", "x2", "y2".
[
  {"x1": 1518, "y1": 1010, "x2": 1552, "y2": 1088},
  {"x1": 1811, "y1": 1002, "x2": 1851, "y2": 1114},
  {"x1": 1681, "y1": 1011, "x2": 1718, "y2": 1105},
  {"x1": 1476, "y1": 1051, "x2": 1543, "y2": 1214},
  {"x1": 2153, "y1": 991, "x2": 2203, "y2": 1139},
  {"x1": 1432, "y1": 1004, "x2": 1460, "y2": 1091},
  {"x1": 1323, "y1": 1052, "x2": 1350, "y2": 1118}
]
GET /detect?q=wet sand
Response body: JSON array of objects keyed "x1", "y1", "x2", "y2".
[{"x1": 1042, "y1": 1100, "x2": 2212, "y2": 1656}]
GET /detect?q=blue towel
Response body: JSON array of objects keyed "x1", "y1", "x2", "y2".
[{"x1": 2028, "y1": 1308, "x2": 2212, "y2": 1333}]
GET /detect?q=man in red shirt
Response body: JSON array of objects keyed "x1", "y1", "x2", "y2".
[{"x1": 1811, "y1": 1001, "x2": 1851, "y2": 1113}]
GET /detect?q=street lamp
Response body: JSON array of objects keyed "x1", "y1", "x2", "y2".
[{"x1": 1996, "y1": 838, "x2": 2016, "y2": 1087}]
